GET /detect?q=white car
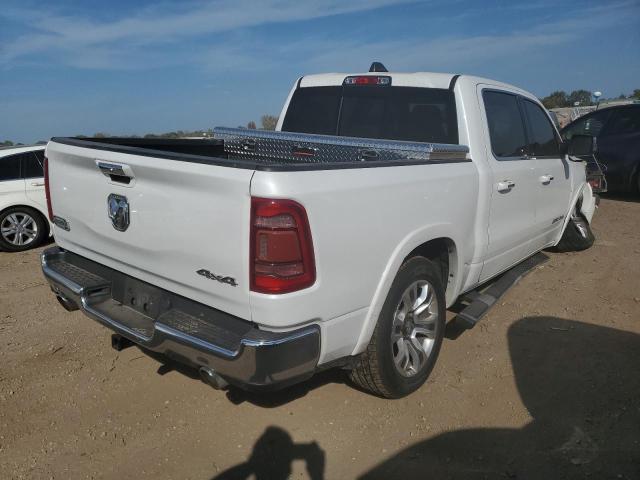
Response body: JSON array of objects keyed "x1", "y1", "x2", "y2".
[
  {"x1": 41, "y1": 65, "x2": 597, "y2": 397},
  {"x1": 0, "y1": 145, "x2": 50, "y2": 251}
]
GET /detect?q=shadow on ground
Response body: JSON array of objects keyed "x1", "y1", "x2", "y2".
[
  {"x1": 211, "y1": 426, "x2": 325, "y2": 480},
  {"x1": 360, "y1": 316, "x2": 640, "y2": 479}
]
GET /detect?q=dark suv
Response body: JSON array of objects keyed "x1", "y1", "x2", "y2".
[{"x1": 562, "y1": 104, "x2": 640, "y2": 193}]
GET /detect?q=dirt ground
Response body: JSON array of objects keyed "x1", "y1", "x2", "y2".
[{"x1": 1, "y1": 196, "x2": 639, "y2": 480}]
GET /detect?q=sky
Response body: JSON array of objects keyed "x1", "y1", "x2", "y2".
[{"x1": 1, "y1": 0, "x2": 639, "y2": 143}]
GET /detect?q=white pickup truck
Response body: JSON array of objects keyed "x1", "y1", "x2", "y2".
[{"x1": 42, "y1": 64, "x2": 598, "y2": 398}]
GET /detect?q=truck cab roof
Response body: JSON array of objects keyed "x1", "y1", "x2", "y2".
[{"x1": 298, "y1": 71, "x2": 532, "y2": 97}]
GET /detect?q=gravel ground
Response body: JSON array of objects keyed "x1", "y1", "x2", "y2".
[{"x1": 1, "y1": 196, "x2": 639, "y2": 480}]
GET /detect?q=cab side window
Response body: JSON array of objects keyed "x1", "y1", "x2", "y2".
[
  {"x1": 521, "y1": 99, "x2": 560, "y2": 157},
  {"x1": 0, "y1": 154, "x2": 22, "y2": 181},
  {"x1": 483, "y1": 90, "x2": 528, "y2": 159}
]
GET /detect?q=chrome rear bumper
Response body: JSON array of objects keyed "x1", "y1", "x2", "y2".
[{"x1": 41, "y1": 247, "x2": 320, "y2": 390}]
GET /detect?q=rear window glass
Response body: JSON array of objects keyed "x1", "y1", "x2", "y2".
[
  {"x1": 281, "y1": 87, "x2": 341, "y2": 136},
  {"x1": 282, "y1": 85, "x2": 459, "y2": 144}
]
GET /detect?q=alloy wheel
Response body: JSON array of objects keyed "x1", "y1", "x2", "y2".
[
  {"x1": 391, "y1": 280, "x2": 439, "y2": 377},
  {"x1": 1, "y1": 212, "x2": 39, "y2": 246}
]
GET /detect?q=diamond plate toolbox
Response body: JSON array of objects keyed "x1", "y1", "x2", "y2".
[{"x1": 213, "y1": 127, "x2": 469, "y2": 166}]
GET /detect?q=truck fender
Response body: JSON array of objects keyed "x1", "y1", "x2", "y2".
[
  {"x1": 555, "y1": 181, "x2": 595, "y2": 246},
  {"x1": 351, "y1": 224, "x2": 463, "y2": 356}
]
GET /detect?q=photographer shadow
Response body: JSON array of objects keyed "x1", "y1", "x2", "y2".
[
  {"x1": 212, "y1": 426, "x2": 325, "y2": 480},
  {"x1": 360, "y1": 316, "x2": 640, "y2": 479}
]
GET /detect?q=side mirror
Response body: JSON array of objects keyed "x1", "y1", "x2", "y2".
[{"x1": 564, "y1": 134, "x2": 597, "y2": 158}]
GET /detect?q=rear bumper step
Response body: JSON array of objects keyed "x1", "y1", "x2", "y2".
[{"x1": 41, "y1": 246, "x2": 320, "y2": 390}]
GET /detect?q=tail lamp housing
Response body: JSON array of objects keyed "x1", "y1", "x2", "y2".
[
  {"x1": 250, "y1": 197, "x2": 316, "y2": 294},
  {"x1": 44, "y1": 156, "x2": 54, "y2": 221}
]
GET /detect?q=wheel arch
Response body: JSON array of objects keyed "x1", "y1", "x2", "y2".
[
  {"x1": 352, "y1": 227, "x2": 463, "y2": 356},
  {"x1": 554, "y1": 181, "x2": 596, "y2": 246}
]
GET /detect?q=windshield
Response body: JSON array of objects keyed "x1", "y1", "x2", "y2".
[{"x1": 281, "y1": 86, "x2": 459, "y2": 144}]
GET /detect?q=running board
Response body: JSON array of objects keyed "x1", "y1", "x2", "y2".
[{"x1": 454, "y1": 252, "x2": 549, "y2": 329}]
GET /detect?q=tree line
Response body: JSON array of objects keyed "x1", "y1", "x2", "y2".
[{"x1": 541, "y1": 89, "x2": 640, "y2": 109}]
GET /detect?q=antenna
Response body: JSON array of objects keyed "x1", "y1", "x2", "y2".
[{"x1": 369, "y1": 62, "x2": 388, "y2": 73}]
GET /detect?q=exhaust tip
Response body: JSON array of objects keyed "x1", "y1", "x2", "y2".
[
  {"x1": 56, "y1": 294, "x2": 79, "y2": 312},
  {"x1": 199, "y1": 366, "x2": 229, "y2": 390}
]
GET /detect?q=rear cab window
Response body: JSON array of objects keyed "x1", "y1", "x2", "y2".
[{"x1": 282, "y1": 85, "x2": 459, "y2": 144}]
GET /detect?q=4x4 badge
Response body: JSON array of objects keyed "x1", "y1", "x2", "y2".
[{"x1": 196, "y1": 269, "x2": 238, "y2": 287}]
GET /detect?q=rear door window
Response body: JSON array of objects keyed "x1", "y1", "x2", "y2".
[
  {"x1": 482, "y1": 90, "x2": 528, "y2": 158},
  {"x1": 0, "y1": 153, "x2": 22, "y2": 181},
  {"x1": 521, "y1": 99, "x2": 560, "y2": 157},
  {"x1": 23, "y1": 151, "x2": 44, "y2": 178}
]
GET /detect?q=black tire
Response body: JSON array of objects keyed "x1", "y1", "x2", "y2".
[
  {"x1": 555, "y1": 210, "x2": 595, "y2": 252},
  {"x1": 0, "y1": 206, "x2": 48, "y2": 252},
  {"x1": 349, "y1": 256, "x2": 446, "y2": 398}
]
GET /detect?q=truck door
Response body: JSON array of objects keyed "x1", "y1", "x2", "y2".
[
  {"x1": 478, "y1": 88, "x2": 540, "y2": 282},
  {"x1": 520, "y1": 98, "x2": 571, "y2": 246}
]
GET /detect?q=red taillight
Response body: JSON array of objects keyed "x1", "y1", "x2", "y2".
[
  {"x1": 44, "y1": 156, "x2": 53, "y2": 220},
  {"x1": 343, "y1": 75, "x2": 391, "y2": 86},
  {"x1": 250, "y1": 197, "x2": 316, "y2": 294}
]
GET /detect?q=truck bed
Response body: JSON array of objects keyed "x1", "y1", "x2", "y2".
[{"x1": 51, "y1": 128, "x2": 469, "y2": 172}]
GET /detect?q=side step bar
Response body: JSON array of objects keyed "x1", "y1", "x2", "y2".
[{"x1": 454, "y1": 252, "x2": 549, "y2": 329}]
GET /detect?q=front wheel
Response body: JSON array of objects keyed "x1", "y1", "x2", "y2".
[
  {"x1": 555, "y1": 208, "x2": 595, "y2": 252},
  {"x1": 349, "y1": 256, "x2": 446, "y2": 398}
]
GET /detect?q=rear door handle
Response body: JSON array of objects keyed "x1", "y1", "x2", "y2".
[
  {"x1": 30, "y1": 182, "x2": 45, "y2": 187},
  {"x1": 539, "y1": 174, "x2": 554, "y2": 184},
  {"x1": 497, "y1": 180, "x2": 516, "y2": 192}
]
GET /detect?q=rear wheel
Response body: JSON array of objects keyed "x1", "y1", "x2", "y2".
[
  {"x1": 555, "y1": 207, "x2": 595, "y2": 252},
  {"x1": 0, "y1": 207, "x2": 48, "y2": 252},
  {"x1": 349, "y1": 256, "x2": 446, "y2": 398}
]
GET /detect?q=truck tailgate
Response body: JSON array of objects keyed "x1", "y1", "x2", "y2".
[{"x1": 46, "y1": 140, "x2": 254, "y2": 320}]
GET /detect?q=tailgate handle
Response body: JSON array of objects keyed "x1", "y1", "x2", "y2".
[{"x1": 98, "y1": 162, "x2": 133, "y2": 184}]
